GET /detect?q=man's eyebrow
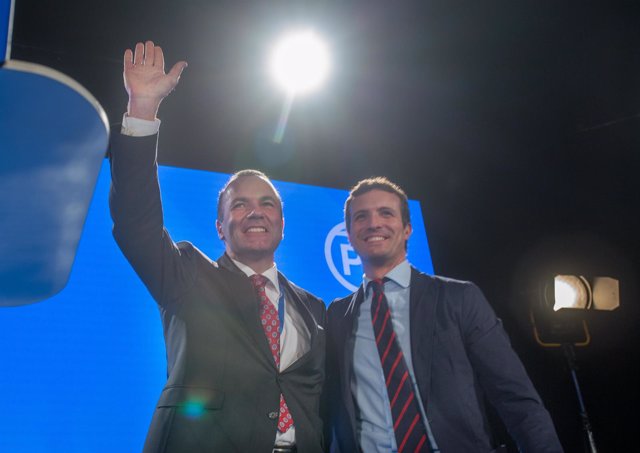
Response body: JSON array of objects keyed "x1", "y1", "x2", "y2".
[
  {"x1": 352, "y1": 206, "x2": 395, "y2": 216},
  {"x1": 229, "y1": 195, "x2": 278, "y2": 203}
]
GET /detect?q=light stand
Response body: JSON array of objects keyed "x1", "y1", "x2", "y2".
[{"x1": 562, "y1": 343, "x2": 598, "y2": 453}]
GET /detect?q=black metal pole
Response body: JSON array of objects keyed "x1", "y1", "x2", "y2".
[{"x1": 562, "y1": 343, "x2": 598, "y2": 453}]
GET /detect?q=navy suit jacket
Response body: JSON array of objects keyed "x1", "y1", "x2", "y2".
[
  {"x1": 326, "y1": 267, "x2": 563, "y2": 453},
  {"x1": 109, "y1": 133, "x2": 326, "y2": 453}
]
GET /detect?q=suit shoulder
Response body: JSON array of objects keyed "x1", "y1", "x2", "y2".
[
  {"x1": 413, "y1": 268, "x2": 478, "y2": 291},
  {"x1": 175, "y1": 241, "x2": 219, "y2": 268},
  {"x1": 411, "y1": 269, "x2": 489, "y2": 313},
  {"x1": 329, "y1": 292, "x2": 355, "y2": 307},
  {"x1": 327, "y1": 291, "x2": 357, "y2": 317}
]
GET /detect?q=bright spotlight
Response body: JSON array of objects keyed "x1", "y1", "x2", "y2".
[
  {"x1": 269, "y1": 29, "x2": 330, "y2": 95},
  {"x1": 551, "y1": 275, "x2": 620, "y2": 312},
  {"x1": 554, "y1": 275, "x2": 590, "y2": 311}
]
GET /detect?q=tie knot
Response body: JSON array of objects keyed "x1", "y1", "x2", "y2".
[
  {"x1": 369, "y1": 278, "x2": 386, "y2": 294},
  {"x1": 250, "y1": 274, "x2": 268, "y2": 290}
]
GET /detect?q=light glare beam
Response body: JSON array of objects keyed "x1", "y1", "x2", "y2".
[{"x1": 273, "y1": 91, "x2": 295, "y2": 144}]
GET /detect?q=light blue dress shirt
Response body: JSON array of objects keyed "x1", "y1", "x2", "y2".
[{"x1": 351, "y1": 260, "x2": 439, "y2": 452}]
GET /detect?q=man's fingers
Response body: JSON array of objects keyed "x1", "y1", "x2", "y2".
[
  {"x1": 133, "y1": 42, "x2": 144, "y2": 65},
  {"x1": 126, "y1": 41, "x2": 183, "y2": 86},
  {"x1": 144, "y1": 41, "x2": 155, "y2": 66},
  {"x1": 154, "y1": 46, "x2": 165, "y2": 70},
  {"x1": 167, "y1": 61, "x2": 188, "y2": 84},
  {"x1": 123, "y1": 48, "x2": 133, "y2": 69}
]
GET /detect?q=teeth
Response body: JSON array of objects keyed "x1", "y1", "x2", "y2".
[
  {"x1": 247, "y1": 227, "x2": 266, "y2": 233},
  {"x1": 366, "y1": 236, "x2": 385, "y2": 242}
]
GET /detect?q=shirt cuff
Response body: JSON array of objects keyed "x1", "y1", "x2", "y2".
[{"x1": 120, "y1": 113, "x2": 161, "y2": 137}]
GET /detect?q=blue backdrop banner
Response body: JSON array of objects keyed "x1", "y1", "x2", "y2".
[{"x1": 0, "y1": 161, "x2": 433, "y2": 452}]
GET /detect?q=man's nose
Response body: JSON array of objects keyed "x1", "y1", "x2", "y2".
[
  {"x1": 366, "y1": 213, "x2": 383, "y2": 229},
  {"x1": 247, "y1": 206, "x2": 264, "y2": 218}
]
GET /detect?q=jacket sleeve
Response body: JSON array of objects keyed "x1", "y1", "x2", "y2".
[
  {"x1": 460, "y1": 282, "x2": 564, "y2": 453},
  {"x1": 108, "y1": 132, "x2": 197, "y2": 308}
]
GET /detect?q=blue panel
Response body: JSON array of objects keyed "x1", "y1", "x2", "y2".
[
  {"x1": 0, "y1": 0, "x2": 11, "y2": 61},
  {"x1": 0, "y1": 161, "x2": 433, "y2": 452},
  {"x1": 0, "y1": 61, "x2": 109, "y2": 306}
]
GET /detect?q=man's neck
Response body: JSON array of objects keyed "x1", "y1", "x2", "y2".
[
  {"x1": 363, "y1": 256, "x2": 406, "y2": 281},
  {"x1": 227, "y1": 251, "x2": 275, "y2": 275}
]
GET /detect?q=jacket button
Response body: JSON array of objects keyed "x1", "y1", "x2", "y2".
[{"x1": 268, "y1": 411, "x2": 278, "y2": 420}]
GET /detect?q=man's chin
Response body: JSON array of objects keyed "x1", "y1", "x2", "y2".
[
  {"x1": 233, "y1": 245, "x2": 278, "y2": 261},
  {"x1": 360, "y1": 252, "x2": 391, "y2": 267}
]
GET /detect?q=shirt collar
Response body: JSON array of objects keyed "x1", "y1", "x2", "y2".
[
  {"x1": 231, "y1": 258, "x2": 279, "y2": 289},
  {"x1": 363, "y1": 260, "x2": 411, "y2": 295}
]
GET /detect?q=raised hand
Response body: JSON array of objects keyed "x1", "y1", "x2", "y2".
[{"x1": 123, "y1": 41, "x2": 188, "y2": 120}]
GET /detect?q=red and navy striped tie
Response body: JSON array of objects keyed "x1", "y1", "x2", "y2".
[{"x1": 370, "y1": 278, "x2": 430, "y2": 453}]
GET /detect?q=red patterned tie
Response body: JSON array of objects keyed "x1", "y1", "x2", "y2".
[
  {"x1": 370, "y1": 278, "x2": 430, "y2": 452},
  {"x1": 250, "y1": 274, "x2": 294, "y2": 433}
]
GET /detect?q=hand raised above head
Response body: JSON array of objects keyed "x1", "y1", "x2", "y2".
[{"x1": 123, "y1": 40, "x2": 188, "y2": 120}]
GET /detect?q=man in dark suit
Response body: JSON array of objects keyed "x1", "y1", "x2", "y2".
[
  {"x1": 110, "y1": 41, "x2": 326, "y2": 453},
  {"x1": 326, "y1": 177, "x2": 563, "y2": 453}
]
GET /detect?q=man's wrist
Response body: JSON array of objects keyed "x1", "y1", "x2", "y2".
[{"x1": 127, "y1": 96, "x2": 162, "y2": 121}]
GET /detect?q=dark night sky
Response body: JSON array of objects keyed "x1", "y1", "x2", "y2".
[{"x1": 10, "y1": 1, "x2": 640, "y2": 451}]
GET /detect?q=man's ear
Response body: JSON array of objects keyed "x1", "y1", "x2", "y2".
[
  {"x1": 216, "y1": 219, "x2": 224, "y2": 240},
  {"x1": 281, "y1": 216, "x2": 285, "y2": 239},
  {"x1": 404, "y1": 223, "x2": 413, "y2": 241}
]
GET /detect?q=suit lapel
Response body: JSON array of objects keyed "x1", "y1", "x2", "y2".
[
  {"x1": 339, "y1": 286, "x2": 364, "y2": 439},
  {"x1": 216, "y1": 254, "x2": 276, "y2": 369},
  {"x1": 277, "y1": 272, "x2": 318, "y2": 371},
  {"x1": 409, "y1": 268, "x2": 437, "y2": 407}
]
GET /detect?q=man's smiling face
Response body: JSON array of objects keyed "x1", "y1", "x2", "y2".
[
  {"x1": 347, "y1": 189, "x2": 412, "y2": 272},
  {"x1": 216, "y1": 175, "x2": 284, "y2": 270}
]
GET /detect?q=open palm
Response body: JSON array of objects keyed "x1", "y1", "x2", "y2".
[{"x1": 123, "y1": 41, "x2": 187, "y2": 119}]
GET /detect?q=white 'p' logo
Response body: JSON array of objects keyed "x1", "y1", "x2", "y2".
[{"x1": 324, "y1": 222, "x2": 362, "y2": 292}]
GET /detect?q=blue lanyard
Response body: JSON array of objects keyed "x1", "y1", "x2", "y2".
[{"x1": 277, "y1": 284, "x2": 285, "y2": 334}]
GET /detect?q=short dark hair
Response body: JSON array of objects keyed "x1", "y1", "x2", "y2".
[
  {"x1": 344, "y1": 176, "x2": 411, "y2": 233},
  {"x1": 216, "y1": 169, "x2": 283, "y2": 220}
]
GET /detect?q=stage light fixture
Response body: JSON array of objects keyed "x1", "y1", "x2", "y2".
[
  {"x1": 531, "y1": 275, "x2": 620, "y2": 347},
  {"x1": 545, "y1": 275, "x2": 620, "y2": 312},
  {"x1": 269, "y1": 29, "x2": 330, "y2": 95},
  {"x1": 531, "y1": 274, "x2": 619, "y2": 453}
]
